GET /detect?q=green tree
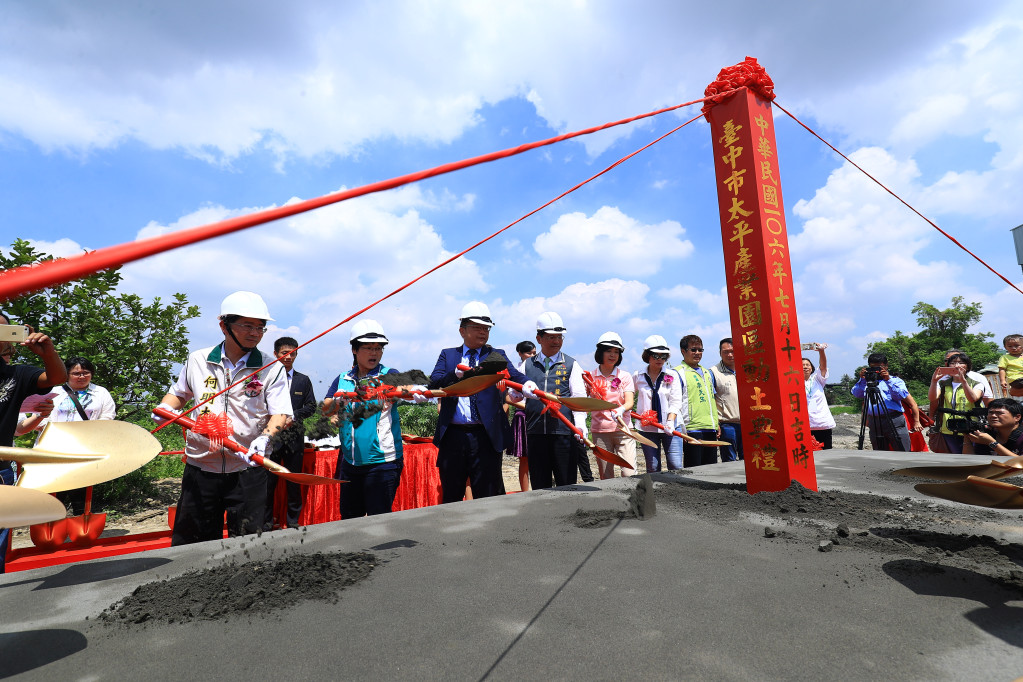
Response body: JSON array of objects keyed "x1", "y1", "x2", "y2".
[
  {"x1": 865, "y1": 297, "x2": 1000, "y2": 390},
  {"x1": 1, "y1": 238, "x2": 200, "y2": 421}
]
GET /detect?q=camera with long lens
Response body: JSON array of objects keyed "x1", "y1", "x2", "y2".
[{"x1": 935, "y1": 406, "x2": 988, "y2": 435}]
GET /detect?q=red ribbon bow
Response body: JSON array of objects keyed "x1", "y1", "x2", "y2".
[
  {"x1": 193, "y1": 412, "x2": 235, "y2": 453},
  {"x1": 637, "y1": 410, "x2": 661, "y2": 428}
]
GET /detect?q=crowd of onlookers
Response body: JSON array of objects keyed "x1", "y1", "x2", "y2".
[{"x1": 5, "y1": 294, "x2": 1023, "y2": 563}]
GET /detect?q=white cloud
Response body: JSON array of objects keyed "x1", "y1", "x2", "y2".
[
  {"x1": 533, "y1": 206, "x2": 693, "y2": 276},
  {"x1": 657, "y1": 283, "x2": 727, "y2": 314},
  {"x1": 113, "y1": 185, "x2": 486, "y2": 384},
  {"x1": 1, "y1": 2, "x2": 1014, "y2": 163}
]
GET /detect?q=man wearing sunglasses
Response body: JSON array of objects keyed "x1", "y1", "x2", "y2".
[
  {"x1": 671, "y1": 334, "x2": 721, "y2": 467},
  {"x1": 154, "y1": 291, "x2": 292, "y2": 546}
]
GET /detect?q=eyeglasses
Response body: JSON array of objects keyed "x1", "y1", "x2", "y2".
[
  {"x1": 69, "y1": 371, "x2": 93, "y2": 377},
  {"x1": 651, "y1": 353, "x2": 669, "y2": 360},
  {"x1": 231, "y1": 322, "x2": 267, "y2": 334},
  {"x1": 688, "y1": 348, "x2": 705, "y2": 353}
]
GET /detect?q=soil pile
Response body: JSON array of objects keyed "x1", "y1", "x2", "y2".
[
  {"x1": 654, "y1": 478, "x2": 1023, "y2": 590},
  {"x1": 98, "y1": 551, "x2": 376, "y2": 626}
]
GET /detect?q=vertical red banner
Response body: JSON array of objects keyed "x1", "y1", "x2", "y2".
[{"x1": 704, "y1": 76, "x2": 818, "y2": 493}]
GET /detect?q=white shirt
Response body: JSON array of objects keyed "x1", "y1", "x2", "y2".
[
  {"x1": 805, "y1": 368, "x2": 836, "y2": 430},
  {"x1": 170, "y1": 343, "x2": 292, "y2": 473}
]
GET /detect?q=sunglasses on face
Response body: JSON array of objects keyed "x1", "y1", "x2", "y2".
[{"x1": 651, "y1": 353, "x2": 669, "y2": 360}]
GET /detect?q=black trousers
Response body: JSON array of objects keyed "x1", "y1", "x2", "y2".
[
  {"x1": 264, "y1": 442, "x2": 304, "y2": 529},
  {"x1": 682, "y1": 429, "x2": 719, "y2": 467},
  {"x1": 527, "y1": 434, "x2": 577, "y2": 489},
  {"x1": 575, "y1": 439, "x2": 594, "y2": 482},
  {"x1": 811, "y1": 429, "x2": 833, "y2": 449},
  {"x1": 172, "y1": 464, "x2": 268, "y2": 546},
  {"x1": 437, "y1": 425, "x2": 506, "y2": 503}
]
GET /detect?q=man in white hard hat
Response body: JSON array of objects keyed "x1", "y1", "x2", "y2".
[
  {"x1": 429, "y1": 302, "x2": 534, "y2": 502},
  {"x1": 154, "y1": 291, "x2": 292, "y2": 546},
  {"x1": 322, "y1": 320, "x2": 424, "y2": 517},
  {"x1": 519, "y1": 312, "x2": 589, "y2": 489}
]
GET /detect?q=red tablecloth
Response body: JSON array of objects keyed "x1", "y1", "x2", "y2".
[{"x1": 271, "y1": 442, "x2": 441, "y2": 526}]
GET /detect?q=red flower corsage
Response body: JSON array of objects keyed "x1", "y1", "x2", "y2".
[{"x1": 243, "y1": 378, "x2": 264, "y2": 397}]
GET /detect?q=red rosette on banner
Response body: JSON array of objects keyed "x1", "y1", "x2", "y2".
[{"x1": 702, "y1": 56, "x2": 775, "y2": 114}]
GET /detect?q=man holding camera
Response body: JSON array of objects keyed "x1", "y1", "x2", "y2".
[{"x1": 851, "y1": 352, "x2": 912, "y2": 452}]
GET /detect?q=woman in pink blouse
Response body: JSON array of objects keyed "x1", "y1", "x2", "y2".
[{"x1": 584, "y1": 332, "x2": 636, "y2": 479}]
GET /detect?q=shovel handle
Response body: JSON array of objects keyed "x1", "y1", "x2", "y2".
[
  {"x1": 153, "y1": 408, "x2": 340, "y2": 486},
  {"x1": 628, "y1": 411, "x2": 701, "y2": 444},
  {"x1": 498, "y1": 376, "x2": 564, "y2": 406},
  {"x1": 154, "y1": 407, "x2": 283, "y2": 473}
]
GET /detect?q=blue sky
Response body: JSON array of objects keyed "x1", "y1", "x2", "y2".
[{"x1": 2, "y1": 1, "x2": 1022, "y2": 393}]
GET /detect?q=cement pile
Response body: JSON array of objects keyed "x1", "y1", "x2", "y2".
[
  {"x1": 655, "y1": 477, "x2": 1023, "y2": 590},
  {"x1": 98, "y1": 551, "x2": 376, "y2": 626}
]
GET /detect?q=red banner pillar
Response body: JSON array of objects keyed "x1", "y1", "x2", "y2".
[{"x1": 703, "y1": 58, "x2": 817, "y2": 493}]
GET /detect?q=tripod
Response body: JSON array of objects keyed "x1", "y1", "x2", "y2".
[{"x1": 857, "y1": 381, "x2": 904, "y2": 451}]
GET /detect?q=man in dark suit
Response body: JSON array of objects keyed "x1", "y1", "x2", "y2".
[
  {"x1": 429, "y1": 302, "x2": 536, "y2": 503},
  {"x1": 264, "y1": 336, "x2": 317, "y2": 529}
]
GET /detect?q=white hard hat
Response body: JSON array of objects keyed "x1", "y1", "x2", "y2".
[
  {"x1": 596, "y1": 331, "x2": 624, "y2": 350},
  {"x1": 460, "y1": 301, "x2": 494, "y2": 327},
  {"x1": 220, "y1": 291, "x2": 273, "y2": 321},
  {"x1": 536, "y1": 311, "x2": 566, "y2": 334},
  {"x1": 350, "y1": 319, "x2": 389, "y2": 344},
  {"x1": 643, "y1": 335, "x2": 671, "y2": 353}
]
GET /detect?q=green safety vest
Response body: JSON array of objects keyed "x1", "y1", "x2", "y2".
[{"x1": 675, "y1": 363, "x2": 718, "y2": 430}]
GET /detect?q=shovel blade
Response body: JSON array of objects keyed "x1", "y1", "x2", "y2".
[
  {"x1": 0, "y1": 487, "x2": 67, "y2": 528},
  {"x1": 619, "y1": 428, "x2": 656, "y2": 447},
  {"x1": 30, "y1": 518, "x2": 69, "y2": 548},
  {"x1": 915, "y1": 476, "x2": 1023, "y2": 509},
  {"x1": 67, "y1": 512, "x2": 107, "y2": 543},
  {"x1": 437, "y1": 374, "x2": 504, "y2": 397},
  {"x1": 17, "y1": 420, "x2": 162, "y2": 493},
  {"x1": 592, "y1": 445, "x2": 633, "y2": 470},
  {"x1": 276, "y1": 471, "x2": 343, "y2": 486},
  {"x1": 894, "y1": 457, "x2": 1023, "y2": 481},
  {"x1": 558, "y1": 396, "x2": 618, "y2": 412}
]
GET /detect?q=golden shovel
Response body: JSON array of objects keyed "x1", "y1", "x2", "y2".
[
  {"x1": 915, "y1": 475, "x2": 1023, "y2": 509},
  {"x1": 0, "y1": 485, "x2": 67, "y2": 527},
  {"x1": 7, "y1": 420, "x2": 163, "y2": 493},
  {"x1": 615, "y1": 415, "x2": 656, "y2": 447},
  {"x1": 893, "y1": 456, "x2": 1023, "y2": 482}
]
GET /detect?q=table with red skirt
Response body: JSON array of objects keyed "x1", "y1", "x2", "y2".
[{"x1": 271, "y1": 440, "x2": 442, "y2": 526}]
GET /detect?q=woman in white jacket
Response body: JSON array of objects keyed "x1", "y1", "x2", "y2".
[{"x1": 632, "y1": 335, "x2": 686, "y2": 471}]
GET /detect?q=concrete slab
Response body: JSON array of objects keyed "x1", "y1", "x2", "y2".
[{"x1": 3, "y1": 449, "x2": 1023, "y2": 680}]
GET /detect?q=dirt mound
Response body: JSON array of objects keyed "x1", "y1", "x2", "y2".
[
  {"x1": 98, "y1": 551, "x2": 376, "y2": 626},
  {"x1": 654, "y1": 477, "x2": 1023, "y2": 590}
]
